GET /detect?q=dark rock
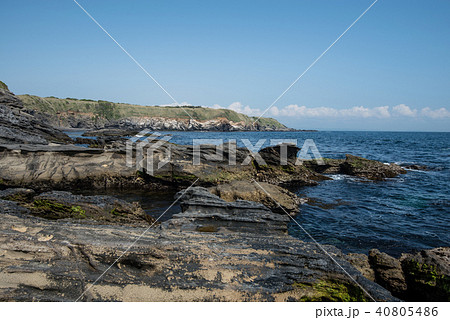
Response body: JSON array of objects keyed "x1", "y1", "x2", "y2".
[
  {"x1": 304, "y1": 158, "x2": 344, "y2": 174},
  {"x1": 402, "y1": 164, "x2": 429, "y2": 171},
  {"x1": 258, "y1": 143, "x2": 300, "y2": 166},
  {"x1": 0, "y1": 86, "x2": 24, "y2": 109},
  {"x1": 400, "y1": 247, "x2": 450, "y2": 301},
  {"x1": 305, "y1": 155, "x2": 407, "y2": 181},
  {"x1": 73, "y1": 137, "x2": 102, "y2": 146},
  {"x1": 82, "y1": 128, "x2": 139, "y2": 137},
  {"x1": 340, "y1": 154, "x2": 406, "y2": 181},
  {"x1": 0, "y1": 86, "x2": 71, "y2": 144},
  {"x1": 0, "y1": 199, "x2": 31, "y2": 215},
  {"x1": 31, "y1": 191, "x2": 153, "y2": 225},
  {"x1": 369, "y1": 249, "x2": 407, "y2": 298},
  {"x1": 0, "y1": 188, "x2": 35, "y2": 202}
]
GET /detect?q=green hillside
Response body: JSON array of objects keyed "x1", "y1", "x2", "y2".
[{"x1": 18, "y1": 94, "x2": 287, "y2": 129}]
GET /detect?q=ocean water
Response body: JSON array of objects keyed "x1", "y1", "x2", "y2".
[
  {"x1": 161, "y1": 131, "x2": 450, "y2": 257},
  {"x1": 69, "y1": 130, "x2": 449, "y2": 257}
]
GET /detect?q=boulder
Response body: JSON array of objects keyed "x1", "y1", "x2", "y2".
[
  {"x1": 346, "y1": 253, "x2": 375, "y2": 282},
  {"x1": 369, "y1": 249, "x2": 407, "y2": 298},
  {"x1": 258, "y1": 143, "x2": 300, "y2": 166}
]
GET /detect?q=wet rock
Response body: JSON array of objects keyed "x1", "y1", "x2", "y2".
[
  {"x1": 305, "y1": 155, "x2": 407, "y2": 181},
  {"x1": 209, "y1": 180, "x2": 305, "y2": 215},
  {"x1": 73, "y1": 137, "x2": 103, "y2": 147},
  {"x1": 400, "y1": 247, "x2": 450, "y2": 301},
  {"x1": 303, "y1": 158, "x2": 344, "y2": 174},
  {"x1": 340, "y1": 155, "x2": 407, "y2": 181},
  {"x1": 0, "y1": 199, "x2": 31, "y2": 215},
  {"x1": 369, "y1": 249, "x2": 407, "y2": 298},
  {"x1": 402, "y1": 164, "x2": 429, "y2": 171}
]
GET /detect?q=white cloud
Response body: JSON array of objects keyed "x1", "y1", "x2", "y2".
[
  {"x1": 194, "y1": 101, "x2": 449, "y2": 121},
  {"x1": 392, "y1": 104, "x2": 417, "y2": 117},
  {"x1": 420, "y1": 107, "x2": 450, "y2": 119},
  {"x1": 274, "y1": 105, "x2": 339, "y2": 118},
  {"x1": 211, "y1": 101, "x2": 262, "y2": 116},
  {"x1": 271, "y1": 105, "x2": 391, "y2": 119}
]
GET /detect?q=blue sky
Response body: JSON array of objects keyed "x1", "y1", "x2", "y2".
[{"x1": 1, "y1": 0, "x2": 449, "y2": 131}]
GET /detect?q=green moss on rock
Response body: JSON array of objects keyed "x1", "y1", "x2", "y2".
[
  {"x1": 402, "y1": 259, "x2": 450, "y2": 301},
  {"x1": 32, "y1": 199, "x2": 86, "y2": 220},
  {"x1": 292, "y1": 280, "x2": 370, "y2": 302}
]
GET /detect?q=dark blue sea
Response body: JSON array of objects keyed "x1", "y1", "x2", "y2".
[{"x1": 68, "y1": 130, "x2": 450, "y2": 257}]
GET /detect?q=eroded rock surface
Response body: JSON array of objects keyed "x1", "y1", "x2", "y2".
[
  {"x1": 0, "y1": 188, "x2": 397, "y2": 302},
  {"x1": 209, "y1": 180, "x2": 305, "y2": 215},
  {"x1": 0, "y1": 141, "x2": 328, "y2": 190},
  {"x1": 163, "y1": 187, "x2": 290, "y2": 235}
]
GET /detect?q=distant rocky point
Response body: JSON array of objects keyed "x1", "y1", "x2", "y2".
[{"x1": 17, "y1": 91, "x2": 302, "y2": 132}]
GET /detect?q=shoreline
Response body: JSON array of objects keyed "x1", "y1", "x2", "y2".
[{"x1": 1, "y1": 85, "x2": 448, "y2": 302}]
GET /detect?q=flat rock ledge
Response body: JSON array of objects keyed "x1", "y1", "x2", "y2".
[{"x1": 0, "y1": 187, "x2": 397, "y2": 302}]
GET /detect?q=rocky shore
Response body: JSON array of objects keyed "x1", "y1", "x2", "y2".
[{"x1": 0, "y1": 85, "x2": 448, "y2": 301}]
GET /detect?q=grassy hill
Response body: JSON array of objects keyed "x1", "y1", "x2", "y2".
[{"x1": 18, "y1": 94, "x2": 288, "y2": 129}]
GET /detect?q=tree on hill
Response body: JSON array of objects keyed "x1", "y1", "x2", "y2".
[{"x1": 95, "y1": 100, "x2": 118, "y2": 120}]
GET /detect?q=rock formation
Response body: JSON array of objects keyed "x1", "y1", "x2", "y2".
[
  {"x1": 346, "y1": 247, "x2": 450, "y2": 301},
  {"x1": 0, "y1": 86, "x2": 70, "y2": 144},
  {"x1": 304, "y1": 154, "x2": 407, "y2": 181},
  {"x1": 0, "y1": 187, "x2": 397, "y2": 302},
  {"x1": 209, "y1": 180, "x2": 305, "y2": 215}
]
